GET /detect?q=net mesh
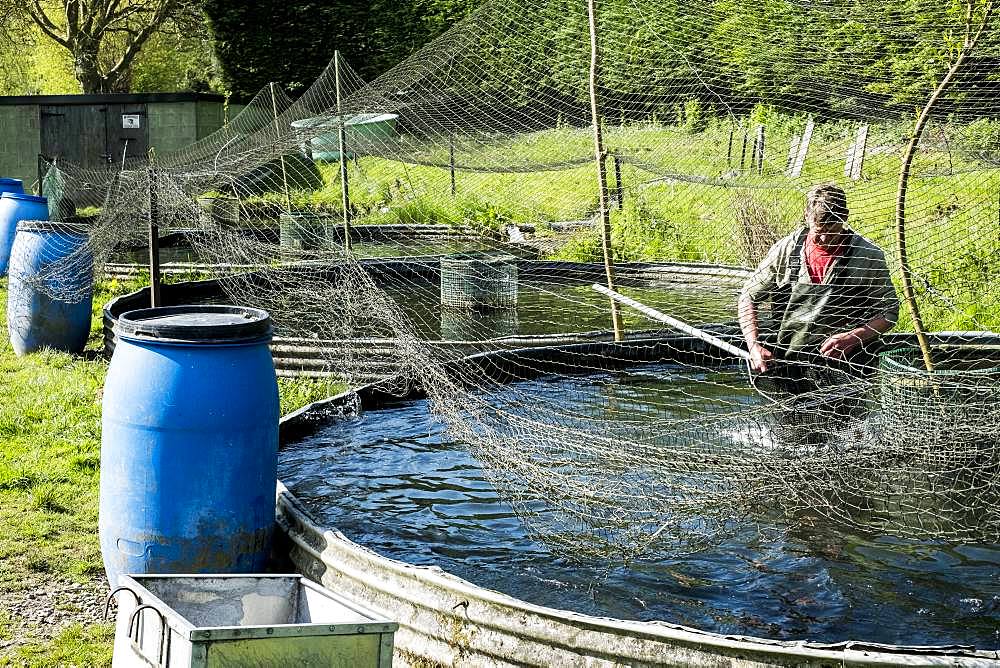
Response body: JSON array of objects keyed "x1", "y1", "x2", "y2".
[{"x1": 13, "y1": 0, "x2": 1000, "y2": 561}]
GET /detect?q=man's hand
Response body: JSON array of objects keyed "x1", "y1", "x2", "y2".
[
  {"x1": 819, "y1": 331, "x2": 863, "y2": 360},
  {"x1": 749, "y1": 342, "x2": 773, "y2": 372}
]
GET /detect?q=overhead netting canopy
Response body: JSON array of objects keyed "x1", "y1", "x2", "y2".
[{"x1": 24, "y1": 0, "x2": 1000, "y2": 561}]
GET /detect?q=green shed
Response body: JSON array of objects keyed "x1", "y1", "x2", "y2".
[{"x1": 0, "y1": 92, "x2": 233, "y2": 190}]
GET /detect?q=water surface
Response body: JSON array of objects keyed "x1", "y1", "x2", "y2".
[{"x1": 279, "y1": 365, "x2": 1000, "y2": 648}]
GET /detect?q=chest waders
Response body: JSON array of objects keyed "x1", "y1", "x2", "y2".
[{"x1": 762, "y1": 230, "x2": 873, "y2": 396}]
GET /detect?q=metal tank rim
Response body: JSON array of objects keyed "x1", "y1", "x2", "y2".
[
  {"x1": 273, "y1": 338, "x2": 1000, "y2": 667},
  {"x1": 102, "y1": 258, "x2": 752, "y2": 379}
]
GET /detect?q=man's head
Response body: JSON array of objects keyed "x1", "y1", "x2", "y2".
[{"x1": 805, "y1": 184, "x2": 848, "y2": 248}]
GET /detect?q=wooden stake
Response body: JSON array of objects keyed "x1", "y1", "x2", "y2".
[
  {"x1": 896, "y1": 0, "x2": 994, "y2": 372},
  {"x1": 789, "y1": 117, "x2": 813, "y2": 178},
  {"x1": 334, "y1": 51, "x2": 352, "y2": 253},
  {"x1": 726, "y1": 124, "x2": 734, "y2": 168},
  {"x1": 270, "y1": 82, "x2": 291, "y2": 213},
  {"x1": 147, "y1": 168, "x2": 161, "y2": 308},
  {"x1": 587, "y1": 0, "x2": 623, "y2": 341},
  {"x1": 612, "y1": 151, "x2": 623, "y2": 208},
  {"x1": 848, "y1": 124, "x2": 869, "y2": 181},
  {"x1": 753, "y1": 125, "x2": 765, "y2": 175},
  {"x1": 449, "y1": 136, "x2": 457, "y2": 196},
  {"x1": 739, "y1": 126, "x2": 749, "y2": 173},
  {"x1": 786, "y1": 135, "x2": 801, "y2": 176}
]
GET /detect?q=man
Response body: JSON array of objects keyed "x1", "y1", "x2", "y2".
[{"x1": 739, "y1": 184, "x2": 899, "y2": 385}]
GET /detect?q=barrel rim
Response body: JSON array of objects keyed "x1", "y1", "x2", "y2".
[
  {"x1": 16, "y1": 220, "x2": 90, "y2": 235},
  {"x1": 0, "y1": 177, "x2": 23, "y2": 187},
  {"x1": 116, "y1": 305, "x2": 273, "y2": 344},
  {"x1": 1, "y1": 192, "x2": 46, "y2": 204}
]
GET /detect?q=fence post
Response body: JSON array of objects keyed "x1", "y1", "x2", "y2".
[
  {"x1": 726, "y1": 124, "x2": 734, "y2": 168},
  {"x1": 612, "y1": 151, "x2": 623, "y2": 208},
  {"x1": 847, "y1": 124, "x2": 869, "y2": 181},
  {"x1": 788, "y1": 117, "x2": 814, "y2": 178},
  {"x1": 147, "y1": 168, "x2": 161, "y2": 308},
  {"x1": 449, "y1": 136, "x2": 457, "y2": 196},
  {"x1": 334, "y1": 50, "x2": 351, "y2": 253},
  {"x1": 270, "y1": 82, "x2": 291, "y2": 213},
  {"x1": 786, "y1": 135, "x2": 800, "y2": 175},
  {"x1": 753, "y1": 125, "x2": 765, "y2": 175},
  {"x1": 739, "y1": 125, "x2": 749, "y2": 173}
]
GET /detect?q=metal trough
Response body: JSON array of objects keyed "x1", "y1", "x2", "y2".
[{"x1": 109, "y1": 574, "x2": 397, "y2": 667}]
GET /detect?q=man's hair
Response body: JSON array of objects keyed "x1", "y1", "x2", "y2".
[{"x1": 805, "y1": 184, "x2": 848, "y2": 225}]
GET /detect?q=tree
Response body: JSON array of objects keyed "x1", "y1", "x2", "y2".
[
  {"x1": 1, "y1": 0, "x2": 204, "y2": 93},
  {"x1": 203, "y1": 0, "x2": 478, "y2": 100}
]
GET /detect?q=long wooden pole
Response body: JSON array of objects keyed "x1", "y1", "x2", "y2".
[
  {"x1": 335, "y1": 50, "x2": 352, "y2": 253},
  {"x1": 896, "y1": 0, "x2": 993, "y2": 372},
  {"x1": 594, "y1": 284, "x2": 749, "y2": 360},
  {"x1": 586, "y1": 0, "x2": 623, "y2": 341},
  {"x1": 270, "y1": 82, "x2": 292, "y2": 213}
]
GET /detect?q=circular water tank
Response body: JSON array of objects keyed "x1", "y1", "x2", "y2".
[
  {"x1": 100, "y1": 305, "x2": 279, "y2": 587},
  {"x1": 290, "y1": 113, "x2": 398, "y2": 162},
  {"x1": 0, "y1": 191, "x2": 44, "y2": 276},
  {"x1": 7, "y1": 220, "x2": 92, "y2": 355}
]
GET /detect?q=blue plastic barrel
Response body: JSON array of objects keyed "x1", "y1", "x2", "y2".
[
  {"x1": 0, "y1": 178, "x2": 24, "y2": 195},
  {"x1": 0, "y1": 192, "x2": 47, "y2": 276},
  {"x1": 99, "y1": 306, "x2": 279, "y2": 587},
  {"x1": 7, "y1": 221, "x2": 92, "y2": 355}
]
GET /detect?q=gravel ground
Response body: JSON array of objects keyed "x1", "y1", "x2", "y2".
[{"x1": 0, "y1": 575, "x2": 110, "y2": 655}]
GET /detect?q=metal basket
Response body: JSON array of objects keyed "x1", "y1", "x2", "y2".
[
  {"x1": 878, "y1": 345, "x2": 1000, "y2": 464},
  {"x1": 440, "y1": 254, "x2": 518, "y2": 309}
]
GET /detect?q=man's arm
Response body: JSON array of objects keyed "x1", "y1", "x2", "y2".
[
  {"x1": 819, "y1": 316, "x2": 894, "y2": 360},
  {"x1": 740, "y1": 238, "x2": 789, "y2": 373},
  {"x1": 739, "y1": 292, "x2": 773, "y2": 372},
  {"x1": 820, "y1": 250, "x2": 899, "y2": 360}
]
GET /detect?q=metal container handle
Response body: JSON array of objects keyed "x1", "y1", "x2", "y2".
[
  {"x1": 128, "y1": 604, "x2": 168, "y2": 666},
  {"x1": 103, "y1": 586, "x2": 141, "y2": 620}
]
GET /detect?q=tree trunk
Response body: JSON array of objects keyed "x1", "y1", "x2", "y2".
[{"x1": 73, "y1": 45, "x2": 105, "y2": 94}]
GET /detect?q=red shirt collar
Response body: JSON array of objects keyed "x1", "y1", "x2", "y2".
[{"x1": 805, "y1": 230, "x2": 847, "y2": 257}]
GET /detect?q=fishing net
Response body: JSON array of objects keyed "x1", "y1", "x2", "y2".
[{"x1": 16, "y1": 0, "x2": 1000, "y2": 561}]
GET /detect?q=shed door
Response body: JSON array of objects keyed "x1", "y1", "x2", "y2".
[
  {"x1": 40, "y1": 103, "x2": 149, "y2": 170},
  {"x1": 106, "y1": 103, "x2": 149, "y2": 167},
  {"x1": 40, "y1": 104, "x2": 109, "y2": 169}
]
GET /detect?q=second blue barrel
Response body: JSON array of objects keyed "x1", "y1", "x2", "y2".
[
  {"x1": 99, "y1": 306, "x2": 279, "y2": 587},
  {"x1": 7, "y1": 221, "x2": 93, "y2": 355},
  {"x1": 0, "y1": 178, "x2": 24, "y2": 196},
  {"x1": 0, "y1": 192, "x2": 47, "y2": 275}
]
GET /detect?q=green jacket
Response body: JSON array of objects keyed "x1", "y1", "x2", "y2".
[{"x1": 742, "y1": 228, "x2": 900, "y2": 354}]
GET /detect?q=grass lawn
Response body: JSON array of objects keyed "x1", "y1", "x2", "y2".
[
  {"x1": 280, "y1": 116, "x2": 1000, "y2": 332},
  {"x1": 0, "y1": 282, "x2": 114, "y2": 667},
  {"x1": 0, "y1": 280, "x2": 343, "y2": 667}
]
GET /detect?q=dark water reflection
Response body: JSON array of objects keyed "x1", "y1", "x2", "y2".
[
  {"x1": 390, "y1": 281, "x2": 733, "y2": 340},
  {"x1": 279, "y1": 366, "x2": 1000, "y2": 648}
]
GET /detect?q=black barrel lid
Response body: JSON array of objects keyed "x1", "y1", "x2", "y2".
[
  {"x1": 116, "y1": 305, "x2": 272, "y2": 344},
  {"x1": 16, "y1": 220, "x2": 90, "y2": 235}
]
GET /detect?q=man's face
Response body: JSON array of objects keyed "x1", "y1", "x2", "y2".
[{"x1": 808, "y1": 210, "x2": 845, "y2": 248}]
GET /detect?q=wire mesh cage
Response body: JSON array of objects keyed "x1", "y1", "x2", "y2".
[
  {"x1": 440, "y1": 254, "x2": 518, "y2": 309},
  {"x1": 279, "y1": 212, "x2": 336, "y2": 252},
  {"x1": 879, "y1": 345, "x2": 1000, "y2": 464},
  {"x1": 439, "y1": 303, "x2": 518, "y2": 340}
]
